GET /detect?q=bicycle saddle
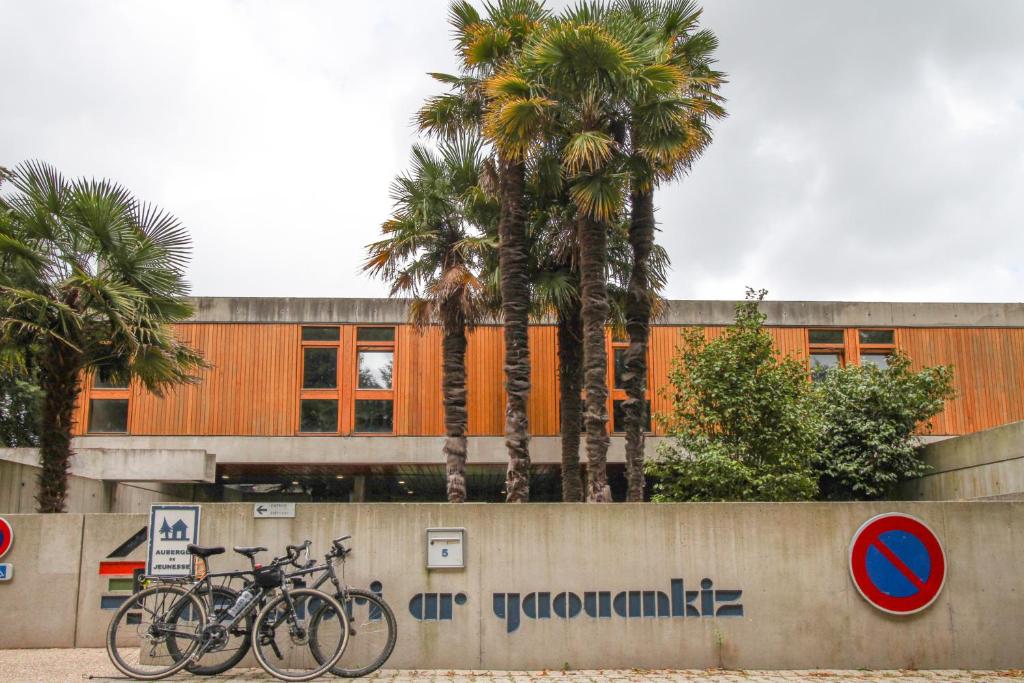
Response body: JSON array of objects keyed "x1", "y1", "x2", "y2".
[
  {"x1": 186, "y1": 544, "x2": 225, "y2": 557},
  {"x1": 233, "y1": 546, "x2": 268, "y2": 558}
]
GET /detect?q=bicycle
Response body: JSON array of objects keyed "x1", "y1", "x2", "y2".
[
  {"x1": 105, "y1": 542, "x2": 350, "y2": 682},
  {"x1": 287, "y1": 535, "x2": 398, "y2": 677}
]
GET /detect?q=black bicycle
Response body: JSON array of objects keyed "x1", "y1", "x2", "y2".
[
  {"x1": 287, "y1": 535, "x2": 398, "y2": 677},
  {"x1": 105, "y1": 542, "x2": 349, "y2": 682}
]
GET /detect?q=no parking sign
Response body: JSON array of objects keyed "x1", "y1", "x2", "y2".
[{"x1": 849, "y1": 512, "x2": 946, "y2": 615}]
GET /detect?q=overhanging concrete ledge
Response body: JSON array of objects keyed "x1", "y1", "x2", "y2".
[{"x1": 0, "y1": 447, "x2": 216, "y2": 483}]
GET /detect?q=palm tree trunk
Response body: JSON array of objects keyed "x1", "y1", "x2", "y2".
[
  {"x1": 36, "y1": 342, "x2": 83, "y2": 513},
  {"x1": 578, "y1": 212, "x2": 611, "y2": 502},
  {"x1": 498, "y1": 155, "x2": 531, "y2": 502},
  {"x1": 557, "y1": 305, "x2": 584, "y2": 502},
  {"x1": 623, "y1": 188, "x2": 655, "y2": 502},
  {"x1": 441, "y1": 299, "x2": 469, "y2": 503}
]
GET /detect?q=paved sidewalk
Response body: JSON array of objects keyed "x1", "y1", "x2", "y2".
[{"x1": 0, "y1": 649, "x2": 1020, "y2": 682}]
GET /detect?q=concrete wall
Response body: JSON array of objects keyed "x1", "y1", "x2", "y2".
[
  {"x1": 0, "y1": 458, "x2": 199, "y2": 514},
  {"x1": 187, "y1": 296, "x2": 1024, "y2": 327},
  {"x1": 902, "y1": 421, "x2": 1024, "y2": 500},
  {"x1": 0, "y1": 502, "x2": 1022, "y2": 669}
]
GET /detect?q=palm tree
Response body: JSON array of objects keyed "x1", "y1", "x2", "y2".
[
  {"x1": 418, "y1": 0, "x2": 550, "y2": 502},
  {"x1": 364, "y1": 138, "x2": 495, "y2": 502},
  {"x1": 485, "y1": 6, "x2": 665, "y2": 500},
  {"x1": 0, "y1": 161, "x2": 206, "y2": 512},
  {"x1": 615, "y1": 0, "x2": 726, "y2": 500}
]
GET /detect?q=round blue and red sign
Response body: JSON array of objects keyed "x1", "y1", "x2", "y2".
[
  {"x1": 849, "y1": 512, "x2": 946, "y2": 615},
  {"x1": 0, "y1": 517, "x2": 13, "y2": 559}
]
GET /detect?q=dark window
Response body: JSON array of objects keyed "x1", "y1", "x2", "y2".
[
  {"x1": 303, "y1": 348, "x2": 338, "y2": 389},
  {"x1": 808, "y1": 329, "x2": 844, "y2": 345},
  {"x1": 810, "y1": 352, "x2": 842, "y2": 381},
  {"x1": 861, "y1": 353, "x2": 890, "y2": 370},
  {"x1": 355, "y1": 400, "x2": 393, "y2": 433},
  {"x1": 300, "y1": 399, "x2": 338, "y2": 433},
  {"x1": 301, "y1": 326, "x2": 340, "y2": 342},
  {"x1": 612, "y1": 399, "x2": 652, "y2": 433},
  {"x1": 94, "y1": 367, "x2": 129, "y2": 389},
  {"x1": 358, "y1": 351, "x2": 393, "y2": 389},
  {"x1": 613, "y1": 348, "x2": 627, "y2": 389},
  {"x1": 859, "y1": 329, "x2": 894, "y2": 345},
  {"x1": 356, "y1": 327, "x2": 395, "y2": 342},
  {"x1": 88, "y1": 399, "x2": 128, "y2": 433}
]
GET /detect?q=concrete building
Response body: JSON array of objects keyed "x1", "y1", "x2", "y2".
[{"x1": 3, "y1": 297, "x2": 1024, "y2": 509}]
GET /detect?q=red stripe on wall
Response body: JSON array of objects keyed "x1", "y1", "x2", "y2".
[{"x1": 99, "y1": 561, "x2": 145, "y2": 575}]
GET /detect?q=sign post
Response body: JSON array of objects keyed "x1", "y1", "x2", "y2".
[
  {"x1": 848, "y1": 512, "x2": 947, "y2": 615},
  {"x1": 147, "y1": 504, "x2": 201, "y2": 578}
]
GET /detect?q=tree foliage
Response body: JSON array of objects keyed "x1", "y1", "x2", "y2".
[
  {"x1": 814, "y1": 353, "x2": 955, "y2": 500},
  {"x1": 648, "y1": 289, "x2": 822, "y2": 501}
]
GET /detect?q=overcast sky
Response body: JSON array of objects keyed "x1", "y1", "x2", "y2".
[{"x1": 2, "y1": 1, "x2": 1022, "y2": 302}]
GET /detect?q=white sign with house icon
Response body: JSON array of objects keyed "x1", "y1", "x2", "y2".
[{"x1": 147, "y1": 504, "x2": 201, "y2": 578}]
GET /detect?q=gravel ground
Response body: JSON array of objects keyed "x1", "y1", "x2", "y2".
[{"x1": 0, "y1": 649, "x2": 1020, "y2": 683}]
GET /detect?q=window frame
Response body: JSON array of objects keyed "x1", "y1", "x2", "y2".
[
  {"x1": 807, "y1": 328, "x2": 846, "y2": 380},
  {"x1": 298, "y1": 326, "x2": 342, "y2": 434},
  {"x1": 606, "y1": 332, "x2": 653, "y2": 435},
  {"x1": 856, "y1": 328, "x2": 896, "y2": 368},
  {"x1": 87, "y1": 397, "x2": 130, "y2": 434},
  {"x1": 352, "y1": 326, "x2": 396, "y2": 435}
]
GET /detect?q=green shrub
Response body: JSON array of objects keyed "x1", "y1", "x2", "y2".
[{"x1": 814, "y1": 353, "x2": 955, "y2": 500}]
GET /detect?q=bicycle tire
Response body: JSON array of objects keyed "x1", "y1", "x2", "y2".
[
  {"x1": 166, "y1": 585, "x2": 254, "y2": 676},
  {"x1": 310, "y1": 588, "x2": 398, "y2": 678},
  {"x1": 106, "y1": 584, "x2": 207, "y2": 681},
  {"x1": 251, "y1": 587, "x2": 350, "y2": 682}
]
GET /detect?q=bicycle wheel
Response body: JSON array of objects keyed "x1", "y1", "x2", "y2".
[
  {"x1": 251, "y1": 587, "x2": 349, "y2": 682},
  {"x1": 106, "y1": 584, "x2": 207, "y2": 681},
  {"x1": 166, "y1": 585, "x2": 253, "y2": 676},
  {"x1": 311, "y1": 588, "x2": 398, "y2": 677}
]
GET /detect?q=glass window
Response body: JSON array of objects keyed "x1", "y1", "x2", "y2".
[
  {"x1": 613, "y1": 348, "x2": 627, "y2": 389},
  {"x1": 303, "y1": 348, "x2": 338, "y2": 389},
  {"x1": 808, "y1": 329, "x2": 844, "y2": 345},
  {"x1": 356, "y1": 327, "x2": 395, "y2": 342},
  {"x1": 300, "y1": 399, "x2": 338, "y2": 433},
  {"x1": 861, "y1": 353, "x2": 890, "y2": 370},
  {"x1": 301, "y1": 326, "x2": 340, "y2": 342},
  {"x1": 810, "y1": 352, "x2": 842, "y2": 382},
  {"x1": 355, "y1": 400, "x2": 393, "y2": 433},
  {"x1": 94, "y1": 367, "x2": 129, "y2": 389},
  {"x1": 859, "y1": 329, "x2": 894, "y2": 345},
  {"x1": 88, "y1": 399, "x2": 128, "y2": 433},
  {"x1": 612, "y1": 399, "x2": 652, "y2": 433},
  {"x1": 358, "y1": 351, "x2": 394, "y2": 389}
]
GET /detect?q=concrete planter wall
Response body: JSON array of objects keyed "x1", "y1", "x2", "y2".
[{"x1": 0, "y1": 502, "x2": 1021, "y2": 670}]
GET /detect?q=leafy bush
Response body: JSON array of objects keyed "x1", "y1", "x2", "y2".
[
  {"x1": 647, "y1": 289, "x2": 822, "y2": 501},
  {"x1": 814, "y1": 353, "x2": 954, "y2": 500}
]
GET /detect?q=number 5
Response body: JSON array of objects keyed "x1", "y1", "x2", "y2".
[{"x1": 441, "y1": 548, "x2": 449, "y2": 558}]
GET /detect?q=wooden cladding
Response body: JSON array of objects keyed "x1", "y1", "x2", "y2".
[{"x1": 73, "y1": 323, "x2": 1024, "y2": 438}]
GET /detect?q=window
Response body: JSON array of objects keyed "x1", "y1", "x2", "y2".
[
  {"x1": 861, "y1": 353, "x2": 890, "y2": 370},
  {"x1": 859, "y1": 329, "x2": 894, "y2": 345},
  {"x1": 858, "y1": 329, "x2": 895, "y2": 369},
  {"x1": 613, "y1": 348, "x2": 627, "y2": 389},
  {"x1": 300, "y1": 399, "x2": 338, "y2": 433},
  {"x1": 355, "y1": 400, "x2": 393, "y2": 433},
  {"x1": 808, "y1": 329, "x2": 845, "y2": 382},
  {"x1": 357, "y1": 326, "x2": 395, "y2": 342},
  {"x1": 357, "y1": 351, "x2": 393, "y2": 389},
  {"x1": 94, "y1": 367, "x2": 128, "y2": 389},
  {"x1": 302, "y1": 326, "x2": 340, "y2": 341},
  {"x1": 88, "y1": 399, "x2": 128, "y2": 433},
  {"x1": 303, "y1": 347, "x2": 338, "y2": 389},
  {"x1": 808, "y1": 329, "x2": 844, "y2": 345},
  {"x1": 613, "y1": 399, "x2": 651, "y2": 433},
  {"x1": 354, "y1": 327, "x2": 395, "y2": 433}
]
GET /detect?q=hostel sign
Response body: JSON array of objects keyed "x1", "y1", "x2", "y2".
[{"x1": 146, "y1": 504, "x2": 201, "y2": 578}]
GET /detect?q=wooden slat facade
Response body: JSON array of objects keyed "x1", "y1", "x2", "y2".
[{"x1": 74, "y1": 323, "x2": 1024, "y2": 438}]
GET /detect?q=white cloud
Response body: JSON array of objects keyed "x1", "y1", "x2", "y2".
[{"x1": 1, "y1": 0, "x2": 1022, "y2": 302}]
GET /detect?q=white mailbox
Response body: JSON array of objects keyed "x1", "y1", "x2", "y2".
[{"x1": 426, "y1": 528, "x2": 465, "y2": 569}]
